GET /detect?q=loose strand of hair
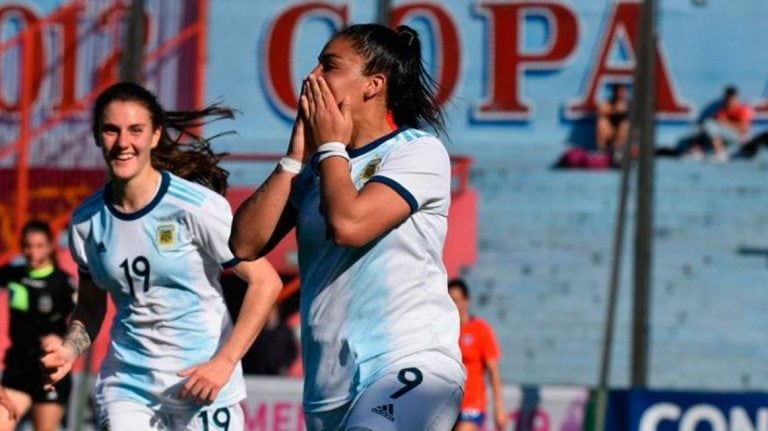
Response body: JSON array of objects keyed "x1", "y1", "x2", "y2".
[{"x1": 151, "y1": 104, "x2": 234, "y2": 195}]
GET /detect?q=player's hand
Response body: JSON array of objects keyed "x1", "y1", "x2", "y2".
[
  {"x1": 0, "y1": 386, "x2": 18, "y2": 422},
  {"x1": 302, "y1": 75, "x2": 352, "y2": 146},
  {"x1": 286, "y1": 112, "x2": 314, "y2": 164},
  {"x1": 495, "y1": 408, "x2": 508, "y2": 430},
  {"x1": 40, "y1": 340, "x2": 76, "y2": 391},
  {"x1": 40, "y1": 334, "x2": 62, "y2": 349},
  {"x1": 177, "y1": 356, "x2": 237, "y2": 405}
]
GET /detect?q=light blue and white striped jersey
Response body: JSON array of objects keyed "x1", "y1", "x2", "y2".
[
  {"x1": 290, "y1": 127, "x2": 464, "y2": 412},
  {"x1": 69, "y1": 171, "x2": 245, "y2": 413}
]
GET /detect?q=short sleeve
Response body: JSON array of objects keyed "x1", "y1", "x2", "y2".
[
  {"x1": 68, "y1": 222, "x2": 90, "y2": 274},
  {"x1": 191, "y1": 193, "x2": 239, "y2": 269},
  {"x1": 367, "y1": 136, "x2": 451, "y2": 214}
]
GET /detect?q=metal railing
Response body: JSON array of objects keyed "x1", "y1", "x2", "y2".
[{"x1": 0, "y1": 0, "x2": 208, "y2": 265}]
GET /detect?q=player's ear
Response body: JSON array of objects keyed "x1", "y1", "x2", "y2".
[
  {"x1": 151, "y1": 127, "x2": 161, "y2": 149},
  {"x1": 364, "y1": 73, "x2": 386, "y2": 101},
  {"x1": 93, "y1": 125, "x2": 103, "y2": 147}
]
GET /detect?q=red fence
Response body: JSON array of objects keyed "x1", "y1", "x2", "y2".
[{"x1": 0, "y1": 0, "x2": 208, "y2": 265}]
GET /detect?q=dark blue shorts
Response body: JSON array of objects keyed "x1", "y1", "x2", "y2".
[{"x1": 457, "y1": 409, "x2": 486, "y2": 427}]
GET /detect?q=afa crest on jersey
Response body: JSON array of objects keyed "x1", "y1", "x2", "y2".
[
  {"x1": 156, "y1": 223, "x2": 177, "y2": 250},
  {"x1": 359, "y1": 157, "x2": 382, "y2": 184}
]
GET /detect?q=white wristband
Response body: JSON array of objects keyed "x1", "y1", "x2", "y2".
[
  {"x1": 317, "y1": 142, "x2": 347, "y2": 154},
  {"x1": 278, "y1": 156, "x2": 304, "y2": 174},
  {"x1": 314, "y1": 142, "x2": 350, "y2": 169}
]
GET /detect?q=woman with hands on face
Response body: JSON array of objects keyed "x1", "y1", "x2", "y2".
[
  {"x1": 40, "y1": 82, "x2": 282, "y2": 431},
  {"x1": 230, "y1": 24, "x2": 466, "y2": 431}
]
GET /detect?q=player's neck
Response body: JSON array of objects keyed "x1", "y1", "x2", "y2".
[
  {"x1": 110, "y1": 169, "x2": 162, "y2": 213},
  {"x1": 27, "y1": 260, "x2": 54, "y2": 272},
  {"x1": 459, "y1": 312, "x2": 470, "y2": 326},
  {"x1": 349, "y1": 110, "x2": 397, "y2": 150}
]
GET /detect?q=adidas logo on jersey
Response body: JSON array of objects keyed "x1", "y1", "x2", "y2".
[
  {"x1": 97, "y1": 242, "x2": 107, "y2": 253},
  {"x1": 371, "y1": 403, "x2": 395, "y2": 422}
]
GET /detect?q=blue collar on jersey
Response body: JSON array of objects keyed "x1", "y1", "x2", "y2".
[
  {"x1": 347, "y1": 127, "x2": 407, "y2": 159},
  {"x1": 104, "y1": 171, "x2": 171, "y2": 221}
]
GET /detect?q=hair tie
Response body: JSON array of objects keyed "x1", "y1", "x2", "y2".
[{"x1": 397, "y1": 26, "x2": 416, "y2": 48}]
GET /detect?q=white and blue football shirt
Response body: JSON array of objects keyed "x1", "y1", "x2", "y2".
[
  {"x1": 68, "y1": 171, "x2": 245, "y2": 413},
  {"x1": 290, "y1": 127, "x2": 464, "y2": 412}
]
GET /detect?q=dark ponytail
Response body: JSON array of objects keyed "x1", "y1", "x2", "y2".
[
  {"x1": 92, "y1": 82, "x2": 232, "y2": 195},
  {"x1": 335, "y1": 24, "x2": 446, "y2": 136}
]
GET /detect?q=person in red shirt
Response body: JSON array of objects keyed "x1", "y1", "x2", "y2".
[
  {"x1": 449, "y1": 279, "x2": 507, "y2": 431},
  {"x1": 693, "y1": 85, "x2": 754, "y2": 162}
]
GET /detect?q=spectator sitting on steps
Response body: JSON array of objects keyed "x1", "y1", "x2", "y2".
[
  {"x1": 687, "y1": 85, "x2": 753, "y2": 162},
  {"x1": 595, "y1": 83, "x2": 631, "y2": 156}
]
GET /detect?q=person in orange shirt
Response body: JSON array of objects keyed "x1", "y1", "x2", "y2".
[
  {"x1": 689, "y1": 85, "x2": 754, "y2": 162},
  {"x1": 449, "y1": 279, "x2": 507, "y2": 431}
]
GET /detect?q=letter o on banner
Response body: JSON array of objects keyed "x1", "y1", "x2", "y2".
[{"x1": 680, "y1": 405, "x2": 727, "y2": 431}]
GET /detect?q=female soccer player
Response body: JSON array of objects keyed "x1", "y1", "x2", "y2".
[
  {"x1": 230, "y1": 24, "x2": 465, "y2": 430},
  {"x1": 448, "y1": 279, "x2": 506, "y2": 431},
  {"x1": 0, "y1": 220, "x2": 75, "y2": 431},
  {"x1": 41, "y1": 82, "x2": 282, "y2": 430}
]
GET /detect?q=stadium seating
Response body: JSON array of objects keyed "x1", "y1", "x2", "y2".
[{"x1": 466, "y1": 149, "x2": 768, "y2": 391}]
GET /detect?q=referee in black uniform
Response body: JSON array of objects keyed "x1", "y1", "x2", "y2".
[{"x1": 0, "y1": 220, "x2": 75, "y2": 431}]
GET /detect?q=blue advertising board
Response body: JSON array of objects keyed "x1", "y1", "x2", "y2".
[{"x1": 606, "y1": 389, "x2": 768, "y2": 431}]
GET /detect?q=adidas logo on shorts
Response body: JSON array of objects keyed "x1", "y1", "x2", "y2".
[{"x1": 371, "y1": 403, "x2": 395, "y2": 422}]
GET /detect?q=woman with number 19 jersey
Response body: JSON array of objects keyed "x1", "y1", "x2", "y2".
[
  {"x1": 69, "y1": 170, "x2": 245, "y2": 412},
  {"x1": 42, "y1": 82, "x2": 282, "y2": 431}
]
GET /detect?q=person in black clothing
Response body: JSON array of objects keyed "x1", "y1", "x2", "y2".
[
  {"x1": 596, "y1": 83, "x2": 631, "y2": 155},
  {"x1": 240, "y1": 305, "x2": 298, "y2": 375},
  {"x1": 0, "y1": 220, "x2": 75, "y2": 431}
]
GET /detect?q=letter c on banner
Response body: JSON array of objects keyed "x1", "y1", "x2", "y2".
[
  {"x1": 265, "y1": 2, "x2": 348, "y2": 118},
  {"x1": 638, "y1": 403, "x2": 680, "y2": 431}
]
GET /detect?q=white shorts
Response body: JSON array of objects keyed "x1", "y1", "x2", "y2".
[
  {"x1": 97, "y1": 400, "x2": 244, "y2": 431},
  {"x1": 305, "y1": 351, "x2": 465, "y2": 431}
]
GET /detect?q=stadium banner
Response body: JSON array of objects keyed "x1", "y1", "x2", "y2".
[
  {"x1": 203, "y1": 0, "x2": 768, "y2": 158},
  {"x1": 604, "y1": 388, "x2": 768, "y2": 431},
  {"x1": 241, "y1": 377, "x2": 589, "y2": 431},
  {"x1": 3, "y1": 0, "x2": 767, "y2": 164}
]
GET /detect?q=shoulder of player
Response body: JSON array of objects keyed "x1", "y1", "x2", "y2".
[
  {"x1": 384, "y1": 128, "x2": 448, "y2": 159},
  {"x1": 0, "y1": 264, "x2": 24, "y2": 281},
  {"x1": 165, "y1": 172, "x2": 228, "y2": 210},
  {"x1": 71, "y1": 187, "x2": 106, "y2": 223},
  {"x1": 395, "y1": 127, "x2": 442, "y2": 146},
  {"x1": 50, "y1": 267, "x2": 73, "y2": 282},
  {"x1": 469, "y1": 316, "x2": 495, "y2": 333}
]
